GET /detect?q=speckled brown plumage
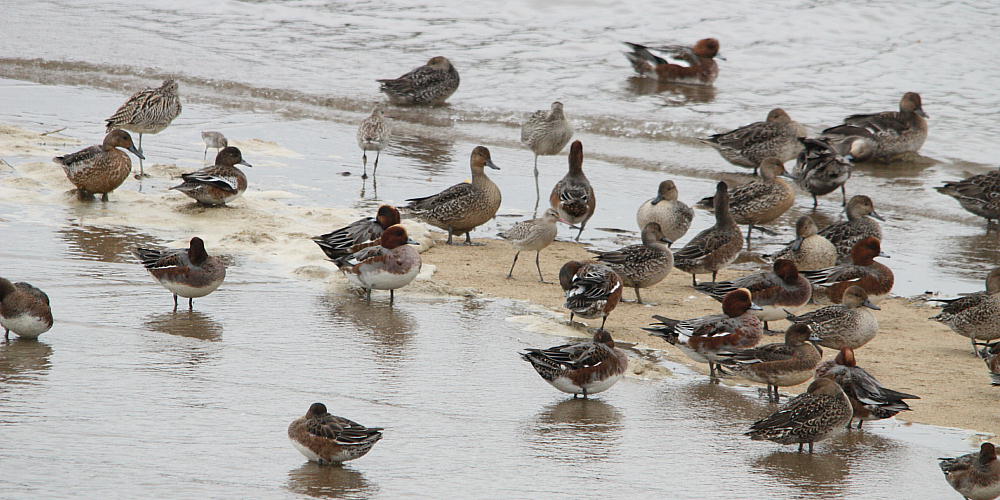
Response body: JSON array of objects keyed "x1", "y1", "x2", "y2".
[{"x1": 746, "y1": 378, "x2": 852, "y2": 453}]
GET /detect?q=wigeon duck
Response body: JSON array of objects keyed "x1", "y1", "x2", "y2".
[
  {"x1": 792, "y1": 137, "x2": 870, "y2": 207},
  {"x1": 802, "y1": 237, "x2": 893, "y2": 304},
  {"x1": 333, "y1": 225, "x2": 421, "y2": 305},
  {"x1": 377, "y1": 56, "x2": 459, "y2": 105},
  {"x1": 636, "y1": 180, "x2": 693, "y2": 243},
  {"x1": 521, "y1": 328, "x2": 629, "y2": 399},
  {"x1": 718, "y1": 323, "x2": 822, "y2": 402},
  {"x1": 132, "y1": 237, "x2": 227, "y2": 310},
  {"x1": 406, "y1": 146, "x2": 501, "y2": 246},
  {"x1": 53, "y1": 129, "x2": 144, "y2": 201},
  {"x1": 931, "y1": 268, "x2": 1000, "y2": 353},
  {"x1": 699, "y1": 109, "x2": 807, "y2": 174},
  {"x1": 170, "y1": 146, "x2": 252, "y2": 206},
  {"x1": 786, "y1": 286, "x2": 880, "y2": 350},
  {"x1": 822, "y1": 92, "x2": 928, "y2": 162},
  {"x1": 105, "y1": 79, "x2": 182, "y2": 178},
  {"x1": 594, "y1": 222, "x2": 673, "y2": 304},
  {"x1": 645, "y1": 288, "x2": 763, "y2": 380},
  {"x1": 524, "y1": 102, "x2": 574, "y2": 215},
  {"x1": 288, "y1": 402, "x2": 383, "y2": 465},
  {"x1": 980, "y1": 343, "x2": 1000, "y2": 386},
  {"x1": 312, "y1": 205, "x2": 402, "y2": 260},
  {"x1": 746, "y1": 377, "x2": 852, "y2": 453},
  {"x1": 815, "y1": 347, "x2": 919, "y2": 429},
  {"x1": 939, "y1": 442, "x2": 1000, "y2": 500},
  {"x1": 673, "y1": 181, "x2": 744, "y2": 286},
  {"x1": 768, "y1": 216, "x2": 838, "y2": 271},
  {"x1": 695, "y1": 259, "x2": 812, "y2": 330},
  {"x1": 697, "y1": 158, "x2": 795, "y2": 247},
  {"x1": 499, "y1": 208, "x2": 560, "y2": 283},
  {"x1": 0, "y1": 278, "x2": 53, "y2": 341},
  {"x1": 623, "y1": 38, "x2": 722, "y2": 86},
  {"x1": 817, "y1": 195, "x2": 885, "y2": 263},
  {"x1": 937, "y1": 167, "x2": 1000, "y2": 228},
  {"x1": 559, "y1": 261, "x2": 623, "y2": 331},
  {"x1": 201, "y1": 131, "x2": 227, "y2": 162},
  {"x1": 548, "y1": 140, "x2": 593, "y2": 240},
  {"x1": 357, "y1": 103, "x2": 391, "y2": 179}
]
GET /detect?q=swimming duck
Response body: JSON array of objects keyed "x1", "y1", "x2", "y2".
[
  {"x1": 930, "y1": 268, "x2": 1000, "y2": 353},
  {"x1": 377, "y1": 56, "x2": 459, "y2": 105},
  {"x1": 746, "y1": 377, "x2": 852, "y2": 453},
  {"x1": 288, "y1": 402, "x2": 383, "y2": 465},
  {"x1": 695, "y1": 259, "x2": 812, "y2": 331},
  {"x1": 939, "y1": 442, "x2": 1000, "y2": 500},
  {"x1": 406, "y1": 146, "x2": 501, "y2": 245},
  {"x1": 201, "y1": 131, "x2": 227, "y2": 162},
  {"x1": 170, "y1": 146, "x2": 252, "y2": 206},
  {"x1": 717, "y1": 323, "x2": 822, "y2": 402},
  {"x1": 786, "y1": 286, "x2": 880, "y2": 350},
  {"x1": 357, "y1": 104, "x2": 391, "y2": 179},
  {"x1": 981, "y1": 343, "x2": 1000, "y2": 386},
  {"x1": 768, "y1": 216, "x2": 838, "y2": 271},
  {"x1": 498, "y1": 209, "x2": 560, "y2": 282},
  {"x1": 815, "y1": 347, "x2": 919, "y2": 429},
  {"x1": 645, "y1": 288, "x2": 763, "y2": 380},
  {"x1": 699, "y1": 109, "x2": 807, "y2": 174},
  {"x1": 697, "y1": 158, "x2": 795, "y2": 246},
  {"x1": 105, "y1": 79, "x2": 182, "y2": 178},
  {"x1": 333, "y1": 225, "x2": 421, "y2": 305},
  {"x1": 53, "y1": 129, "x2": 144, "y2": 201},
  {"x1": 559, "y1": 261, "x2": 624, "y2": 331},
  {"x1": 132, "y1": 237, "x2": 227, "y2": 310},
  {"x1": 636, "y1": 180, "x2": 693, "y2": 242},
  {"x1": 549, "y1": 140, "x2": 594, "y2": 240},
  {"x1": 524, "y1": 102, "x2": 574, "y2": 215},
  {"x1": 521, "y1": 328, "x2": 629, "y2": 399},
  {"x1": 793, "y1": 137, "x2": 870, "y2": 207},
  {"x1": 802, "y1": 237, "x2": 893, "y2": 304},
  {"x1": 623, "y1": 38, "x2": 722, "y2": 85},
  {"x1": 313, "y1": 205, "x2": 402, "y2": 261},
  {"x1": 673, "y1": 181, "x2": 744, "y2": 286},
  {"x1": 0, "y1": 278, "x2": 53, "y2": 341},
  {"x1": 594, "y1": 222, "x2": 673, "y2": 304},
  {"x1": 937, "y1": 167, "x2": 1000, "y2": 228},
  {"x1": 817, "y1": 195, "x2": 884, "y2": 263},
  {"x1": 822, "y1": 92, "x2": 928, "y2": 162}
]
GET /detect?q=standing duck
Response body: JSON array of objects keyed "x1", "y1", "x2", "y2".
[
  {"x1": 132, "y1": 237, "x2": 227, "y2": 310},
  {"x1": 697, "y1": 158, "x2": 795, "y2": 246},
  {"x1": 549, "y1": 140, "x2": 594, "y2": 240},
  {"x1": 822, "y1": 92, "x2": 929, "y2": 162},
  {"x1": 105, "y1": 79, "x2": 182, "y2": 178},
  {"x1": 357, "y1": 104, "x2": 391, "y2": 179},
  {"x1": 636, "y1": 180, "x2": 693, "y2": 242},
  {"x1": 406, "y1": 146, "x2": 501, "y2": 245},
  {"x1": 288, "y1": 403, "x2": 383, "y2": 465},
  {"x1": 802, "y1": 237, "x2": 893, "y2": 304},
  {"x1": 594, "y1": 223, "x2": 673, "y2": 304},
  {"x1": 817, "y1": 195, "x2": 885, "y2": 263},
  {"x1": 937, "y1": 167, "x2": 1000, "y2": 228},
  {"x1": 559, "y1": 261, "x2": 623, "y2": 331},
  {"x1": 201, "y1": 131, "x2": 227, "y2": 162},
  {"x1": 717, "y1": 323, "x2": 822, "y2": 402},
  {"x1": 815, "y1": 347, "x2": 919, "y2": 429},
  {"x1": 498, "y1": 209, "x2": 560, "y2": 282},
  {"x1": 524, "y1": 102, "x2": 574, "y2": 215},
  {"x1": 930, "y1": 268, "x2": 1000, "y2": 354},
  {"x1": 786, "y1": 286, "x2": 880, "y2": 350},
  {"x1": 768, "y1": 216, "x2": 838, "y2": 271},
  {"x1": 170, "y1": 146, "x2": 252, "y2": 206},
  {"x1": 521, "y1": 328, "x2": 629, "y2": 399},
  {"x1": 53, "y1": 129, "x2": 144, "y2": 201},
  {"x1": 695, "y1": 259, "x2": 812, "y2": 331},
  {"x1": 673, "y1": 181, "x2": 744, "y2": 286},
  {"x1": 746, "y1": 377, "x2": 852, "y2": 453},
  {"x1": 793, "y1": 137, "x2": 870, "y2": 207},
  {"x1": 622, "y1": 38, "x2": 722, "y2": 85},
  {"x1": 312, "y1": 205, "x2": 402, "y2": 261},
  {"x1": 377, "y1": 56, "x2": 459, "y2": 105},
  {"x1": 0, "y1": 278, "x2": 53, "y2": 341},
  {"x1": 699, "y1": 109, "x2": 807, "y2": 174},
  {"x1": 333, "y1": 225, "x2": 421, "y2": 306},
  {"x1": 939, "y1": 442, "x2": 1000, "y2": 500}
]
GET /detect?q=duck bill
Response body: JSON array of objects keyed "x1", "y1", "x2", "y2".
[
  {"x1": 916, "y1": 109, "x2": 929, "y2": 119},
  {"x1": 863, "y1": 300, "x2": 881, "y2": 310},
  {"x1": 238, "y1": 160, "x2": 253, "y2": 168},
  {"x1": 869, "y1": 211, "x2": 886, "y2": 221},
  {"x1": 650, "y1": 195, "x2": 664, "y2": 206},
  {"x1": 661, "y1": 237, "x2": 674, "y2": 246},
  {"x1": 878, "y1": 251, "x2": 890, "y2": 258},
  {"x1": 406, "y1": 238, "x2": 420, "y2": 245},
  {"x1": 716, "y1": 54, "x2": 727, "y2": 61},
  {"x1": 122, "y1": 145, "x2": 145, "y2": 160},
  {"x1": 485, "y1": 159, "x2": 500, "y2": 170},
  {"x1": 749, "y1": 302, "x2": 764, "y2": 311},
  {"x1": 808, "y1": 332, "x2": 822, "y2": 342},
  {"x1": 790, "y1": 237, "x2": 804, "y2": 252}
]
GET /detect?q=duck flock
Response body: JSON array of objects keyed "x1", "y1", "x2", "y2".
[{"x1": 2, "y1": 37, "x2": 1000, "y2": 499}]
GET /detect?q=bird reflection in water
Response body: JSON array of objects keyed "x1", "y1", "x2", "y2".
[
  {"x1": 318, "y1": 294, "x2": 416, "y2": 369},
  {"x1": 527, "y1": 398, "x2": 624, "y2": 463},
  {"x1": 625, "y1": 77, "x2": 717, "y2": 105},
  {"x1": 143, "y1": 310, "x2": 224, "y2": 371},
  {"x1": 387, "y1": 134, "x2": 454, "y2": 176},
  {"x1": 57, "y1": 222, "x2": 160, "y2": 264},
  {"x1": 285, "y1": 462, "x2": 377, "y2": 499},
  {"x1": 0, "y1": 339, "x2": 53, "y2": 386}
]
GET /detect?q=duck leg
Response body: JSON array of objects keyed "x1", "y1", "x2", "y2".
[
  {"x1": 188, "y1": 297, "x2": 193, "y2": 310},
  {"x1": 463, "y1": 232, "x2": 484, "y2": 246},
  {"x1": 4, "y1": 328, "x2": 8, "y2": 341},
  {"x1": 172, "y1": 293, "x2": 178, "y2": 311},
  {"x1": 507, "y1": 251, "x2": 520, "y2": 278},
  {"x1": 446, "y1": 228, "x2": 455, "y2": 245},
  {"x1": 390, "y1": 289, "x2": 395, "y2": 307},
  {"x1": 365, "y1": 288, "x2": 372, "y2": 304},
  {"x1": 691, "y1": 274, "x2": 698, "y2": 286},
  {"x1": 746, "y1": 225, "x2": 753, "y2": 248},
  {"x1": 812, "y1": 193, "x2": 819, "y2": 208},
  {"x1": 534, "y1": 251, "x2": 549, "y2": 283},
  {"x1": 599, "y1": 315, "x2": 607, "y2": 332},
  {"x1": 634, "y1": 287, "x2": 643, "y2": 304},
  {"x1": 203, "y1": 145, "x2": 208, "y2": 162},
  {"x1": 532, "y1": 154, "x2": 540, "y2": 217},
  {"x1": 101, "y1": 193, "x2": 110, "y2": 202},
  {"x1": 840, "y1": 185, "x2": 847, "y2": 206}
]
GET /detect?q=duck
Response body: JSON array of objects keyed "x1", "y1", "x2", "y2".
[
  {"x1": 333, "y1": 225, "x2": 421, "y2": 306},
  {"x1": 357, "y1": 103, "x2": 391, "y2": 179},
  {"x1": 312, "y1": 205, "x2": 402, "y2": 261},
  {"x1": 786, "y1": 285, "x2": 880, "y2": 350},
  {"x1": 549, "y1": 140, "x2": 594, "y2": 240},
  {"x1": 792, "y1": 137, "x2": 871, "y2": 207},
  {"x1": 524, "y1": 102, "x2": 574, "y2": 215},
  {"x1": 622, "y1": 38, "x2": 722, "y2": 85},
  {"x1": 981, "y1": 343, "x2": 1000, "y2": 386},
  {"x1": 817, "y1": 195, "x2": 885, "y2": 263},
  {"x1": 717, "y1": 323, "x2": 822, "y2": 402},
  {"x1": 377, "y1": 56, "x2": 459, "y2": 105},
  {"x1": 939, "y1": 442, "x2": 1000, "y2": 500},
  {"x1": 699, "y1": 109, "x2": 807, "y2": 174},
  {"x1": 821, "y1": 92, "x2": 928, "y2": 162},
  {"x1": 645, "y1": 288, "x2": 763, "y2": 380},
  {"x1": 695, "y1": 259, "x2": 812, "y2": 331},
  {"x1": 498, "y1": 209, "x2": 561, "y2": 283},
  {"x1": 521, "y1": 328, "x2": 629, "y2": 399},
  {"x1": 170, "y1": 146, "x2": 252, "y2": 206},
  {"x1": 815, "y1": 347, "x2": 919, "y2": 429},
  {"x1": 930, "y1": 268, "x2": 1000, "y2": 353},
  {"x1": 673, "y1": 181, "x2": 744, "y2": 285},
  {"x1": 105, "y1": 79, "x2": 182, "y2": 178},
  {"x1": 132, "y1": 237, "x2": 227, "y2": 310},
  {"x1": 406, "y1": 146, "x2": 501, "y2": 245},
  {"x1": 636, "y1": 180, "x2": 693, "y2": 242},
  {"x1": 53, "y1": 129, "x2": 144, "y2": 201},
  {"x1": 802, "y1": 237, "x2": 893, "y2": 304},
  {"x1": 201, "y1": 131, "x2": 227, "y2": 162},
  {"x1": 745, "y1": 377, "x2": 852, "y2": 453},
  {"x1": 697, "y1": 158, "x2": 795, "y2": 246},
  {"x1": 288, "y1": 402, "x2": 383, "y2": 465},
  {"x1": 937, "y1": 167, "x2": 1000, "y2": 228},
  {"x1": 594, "y1": 222, "x2": 673, "y2": 304},
  {"x1": 559, "y1": 261, "x2": 624, "y2": 331},
  {"x1": 0, "y1": 278, "x2": 53, "y2": 341},
  {"x1": 768, "y1": 216, "x2": 838, "y2": 271}
]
